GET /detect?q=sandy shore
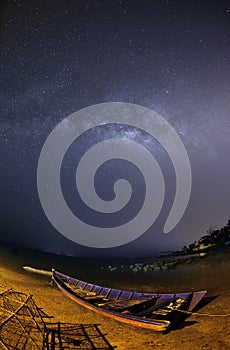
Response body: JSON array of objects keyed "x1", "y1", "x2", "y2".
[{"x1": 0, "y1": 246, "x2": 229, "y2": 349}]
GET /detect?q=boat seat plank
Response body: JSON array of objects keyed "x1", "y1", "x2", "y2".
[
  {"x1": 65, "y1": 284, "x2": 106, "y2": 302},
  {"x1": 154, "y1": 295, "x2": 174, "y2": 306},
  {"x1": 101, "y1": 296, "x2": 156, "y2": 313},
  {"x1": 99, "y1": 299, "x2": 146, "y2": 311},
  {"x1": 52, "y1": 270, "x2": 207, "y2": 332},
  {"x1": 66, "y1": 284, "x2": 96, "y2": 296},
  {"x1": 84, "y1": 295, "x2": 105, "y2": 302},
  {"x1": 149, "y1": 297, "x2": 188, "y2": 319},
  {"x1": 135, "y1": 296, "x2": 176, "y2": 317}
]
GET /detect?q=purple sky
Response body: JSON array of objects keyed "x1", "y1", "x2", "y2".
[{"x1": 0, "y1": 0, "x2": 229, "y2": 257}]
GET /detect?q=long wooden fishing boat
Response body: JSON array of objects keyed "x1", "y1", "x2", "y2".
[{"x1": 52, "y1": 269, "x2": 207, "y2": 332}]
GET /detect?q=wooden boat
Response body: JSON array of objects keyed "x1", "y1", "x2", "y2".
[{"x1": 52, "y1": 269, "x2": 207, "y2": 332}]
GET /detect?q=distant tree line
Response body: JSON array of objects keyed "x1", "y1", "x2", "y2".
[{"x1": 181, "y1": 219, "x2": 230, "y2": 254}]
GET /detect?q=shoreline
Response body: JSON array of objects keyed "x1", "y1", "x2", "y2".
[
  {"x1": 0, "y1": 245, "x2": 230, "y2": 349},
  {"x1": 101, "y1": 246, "x2": 229, "y2": 273}
]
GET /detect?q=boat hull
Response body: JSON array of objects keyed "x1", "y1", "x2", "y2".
[{"x1": 52, "y1": 270, "x2": 207, "y2": 332}]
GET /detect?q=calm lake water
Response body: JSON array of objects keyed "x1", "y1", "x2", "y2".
[{"x1": 1, "y1": 243, "x2": 229, "y2": 297}]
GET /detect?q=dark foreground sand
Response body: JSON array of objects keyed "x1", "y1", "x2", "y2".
[{"x1": 0, "y1": 246, "x2": 230, "y2": 350}]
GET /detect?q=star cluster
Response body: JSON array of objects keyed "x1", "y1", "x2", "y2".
[{"x1": 0, "y1": 0, "x2": 230, "y2": 256}]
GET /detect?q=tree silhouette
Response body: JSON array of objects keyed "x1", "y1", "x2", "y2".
[{"x1": 183, "y1": 219, "x2": 230, "y2": 253}]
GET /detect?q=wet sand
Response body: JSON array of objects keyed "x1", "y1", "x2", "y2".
[{"x1": 0, "y1": 244, "x2": 229, "y2": 350}]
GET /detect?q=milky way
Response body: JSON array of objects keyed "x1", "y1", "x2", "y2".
[{"x1": 1, "y1": 1, "x2": 230, "y2": 257}]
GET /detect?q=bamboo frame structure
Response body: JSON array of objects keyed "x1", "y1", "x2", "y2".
[{"x1": 0, "y1": 286, "x2": 115, "y2": 349}]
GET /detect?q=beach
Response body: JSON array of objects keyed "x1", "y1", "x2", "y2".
[{"x1": 0, "y1": 244, "x2": 229, "y2": 350}]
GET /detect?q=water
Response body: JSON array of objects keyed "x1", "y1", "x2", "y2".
[{"x1": 1, "y1": 243, "x2": 229, "y2": 296}]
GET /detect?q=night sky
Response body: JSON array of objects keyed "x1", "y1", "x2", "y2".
[{"x1": 1, "y1": 0, "x2": 230, "y2": 258}]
